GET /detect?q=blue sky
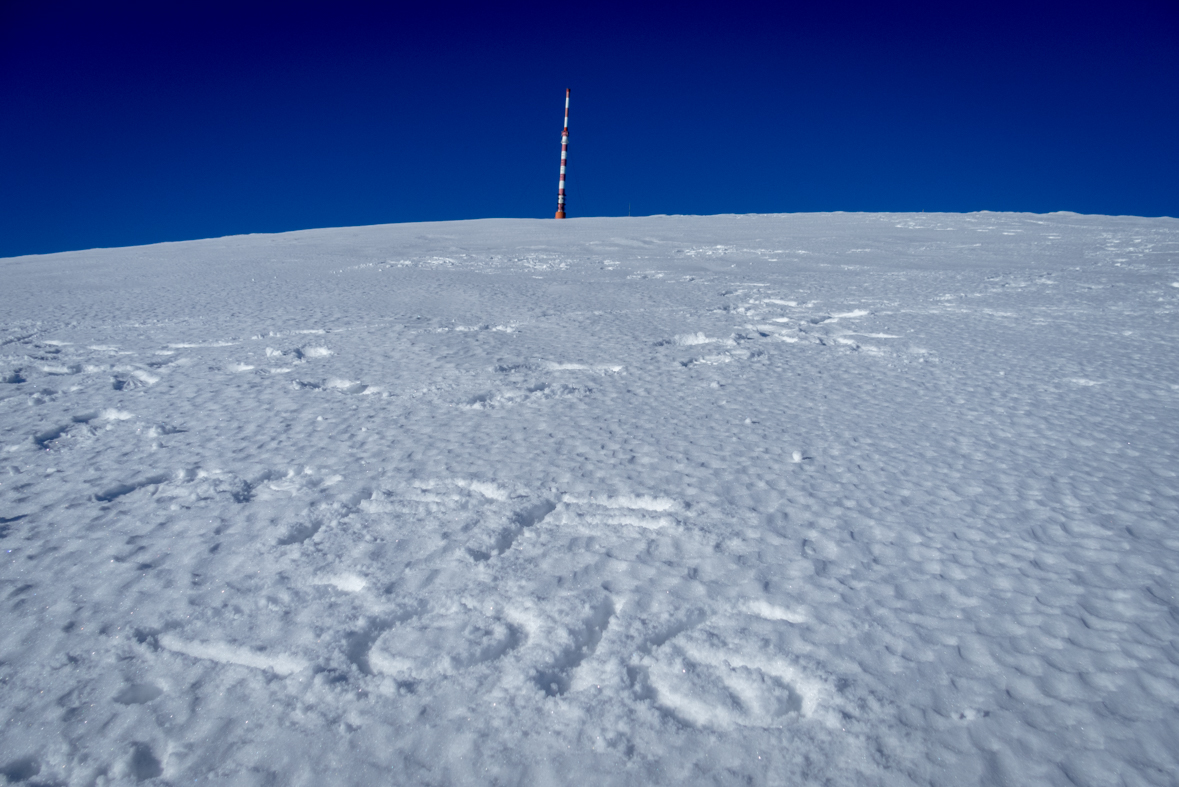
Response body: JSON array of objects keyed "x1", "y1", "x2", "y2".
[{"x1": 2, "y1": 0, "x2": 1176, "y2": 257}]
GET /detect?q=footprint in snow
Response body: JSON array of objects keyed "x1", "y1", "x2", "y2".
[
  {"x1": 464, "y1": 382, "x2": 586, "y2": 409},
  {"x1": 291, "y1": 378, "x2": 380, "y2": 395},
  {"x1": 534, "y1": 595, "x2": 616, "y2": 696},
  {"x1": 630, "y1": 623, "x2": 823, "y2": 730},
  {"x1": 464, "y1": 498, "x2": 556, "y2": 561},
  {"x1": 556, "y1": 493, "x2": 684, "y2": 531},
  {"x1": 367, "y1": 605, "x2": 522, "y2": 681}
]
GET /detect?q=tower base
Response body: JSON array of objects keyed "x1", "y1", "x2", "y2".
[{"x1": 555, "y1": 211, "x2": 566, "y2": 219}]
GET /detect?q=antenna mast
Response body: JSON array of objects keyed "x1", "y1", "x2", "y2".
[{"x1": 555, "y1": 89, "x2": 569, "y2": 219}]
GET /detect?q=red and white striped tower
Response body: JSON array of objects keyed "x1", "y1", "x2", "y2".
[{"x1": 555, "y1": 89, "x2": 570, "y2": 219}]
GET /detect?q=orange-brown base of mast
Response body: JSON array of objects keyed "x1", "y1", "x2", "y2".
[{"x1": 555, "y1": 210, "x2": 566, "y2": 219}]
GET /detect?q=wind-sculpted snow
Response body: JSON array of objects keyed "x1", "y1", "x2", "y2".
[{"x1": 1, "y1": 212, "x2": 1178, "y2": 785}]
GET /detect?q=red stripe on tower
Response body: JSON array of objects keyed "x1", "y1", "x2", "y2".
[{"x1": 555, "y1": 89, "x2": 570, "y2": 219}]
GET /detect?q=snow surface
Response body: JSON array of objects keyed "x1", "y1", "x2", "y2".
[{"x1": 2, "y1": 212, "x2": 1178, "y2": 786}]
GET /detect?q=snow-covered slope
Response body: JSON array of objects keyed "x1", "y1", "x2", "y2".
[{"x1": 2, "y1": 213, "x2": 1177, "y2": 786}]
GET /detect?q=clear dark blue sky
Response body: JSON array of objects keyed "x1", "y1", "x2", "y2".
[{"x1": 2, "y1": 0, "x2": 1176, "y2": 257}]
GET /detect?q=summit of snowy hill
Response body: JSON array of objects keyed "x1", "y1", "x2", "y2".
[{"x1": 2, "y1": 213, "x2": 1178, "y2": 786}]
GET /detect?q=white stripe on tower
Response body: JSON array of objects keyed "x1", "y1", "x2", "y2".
[{"x1": 556, "y1": 88, "x2": 569, "y2": 219}]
